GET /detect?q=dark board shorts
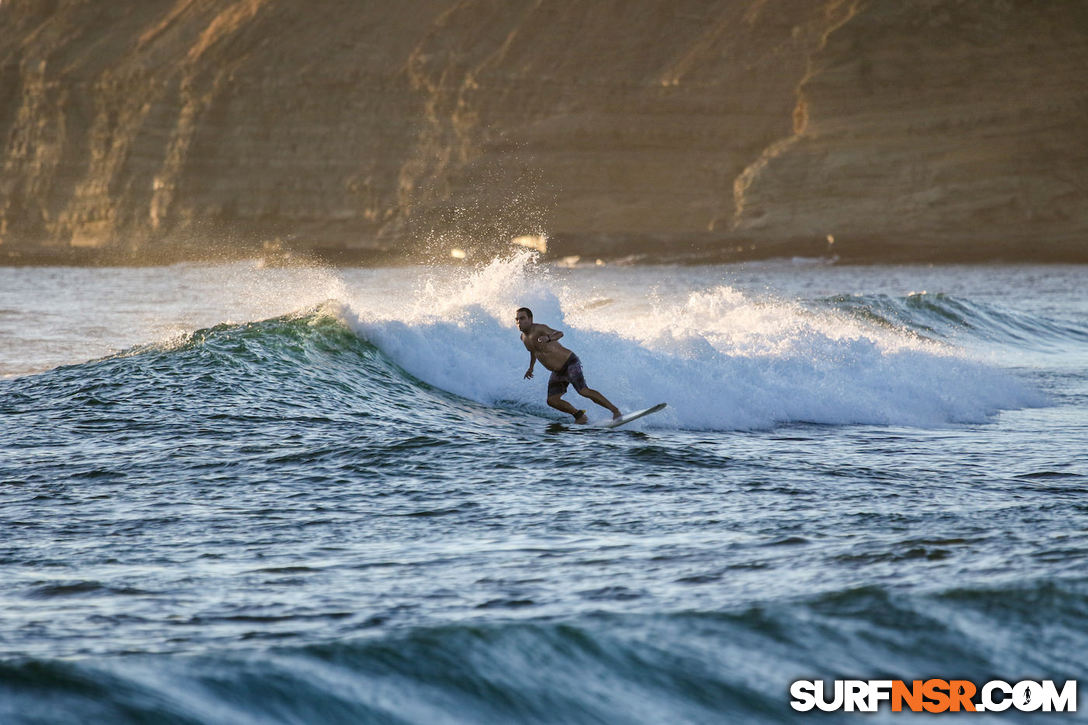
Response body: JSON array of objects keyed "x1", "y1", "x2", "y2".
[{"x1": 547, "y1": 353, "x2": 587, "y2": 397}]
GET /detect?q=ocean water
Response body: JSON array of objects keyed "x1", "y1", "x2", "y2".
[{"x1": 1, "y1": 255, "x2": 1085, "y2": 723}]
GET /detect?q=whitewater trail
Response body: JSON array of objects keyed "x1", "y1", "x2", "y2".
[{"x1": 335, "y1": 253, "x2": 1043, "y2": 430}]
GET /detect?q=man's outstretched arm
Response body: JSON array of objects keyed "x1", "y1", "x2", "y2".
[{"x1": 525, "y1": 351, "x2": 537, "y2": 379}]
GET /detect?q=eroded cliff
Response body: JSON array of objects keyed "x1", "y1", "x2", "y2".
[{"x1": 1, "y1": 0, "x2": 1085, "y2": 264}]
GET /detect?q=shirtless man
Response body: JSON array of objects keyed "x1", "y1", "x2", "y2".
[{"x1": 516, "y1": 307, "x2": 621, "y2": 424}]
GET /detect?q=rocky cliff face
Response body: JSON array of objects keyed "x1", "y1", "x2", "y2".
[
  {"x1": 733, "y1": 0, "x2": 1088, "y2": 262},
  {"x1": 1, "y1": 0, "x2": 1085, "y2": 264}
]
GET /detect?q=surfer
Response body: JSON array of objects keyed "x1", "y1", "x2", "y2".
[{"x1": 516, "y1": 307, "x2": 621, "y2": 424}]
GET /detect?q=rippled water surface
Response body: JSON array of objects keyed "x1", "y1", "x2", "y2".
[{"x1": 1, "y1": 259, "x2": 1085, "y2": 723}]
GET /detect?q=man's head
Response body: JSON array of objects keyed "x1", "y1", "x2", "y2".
[{"x1": 515, "y1": 307, "x2": 533, "y2": 332}]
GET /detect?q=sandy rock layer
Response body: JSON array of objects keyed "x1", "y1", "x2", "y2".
[{"x1": 1, "y1": 0, "x2": 1085, "y2": 264}]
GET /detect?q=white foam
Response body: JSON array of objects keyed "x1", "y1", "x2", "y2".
[{"x1": 340, "y1": 252, "x2": 1043, "y2": 430}]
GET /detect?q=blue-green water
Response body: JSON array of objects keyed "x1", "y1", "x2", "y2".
[{"x1": 1, "y1": 258, "x2": 1085, "y2": 723}]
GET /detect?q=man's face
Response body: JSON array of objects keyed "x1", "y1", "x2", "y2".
[{"x1": 515, "y1": 311, "x2": 532, "y2": 332}]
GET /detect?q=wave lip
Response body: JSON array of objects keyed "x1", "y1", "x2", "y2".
[
  {"x1": 1, "y1": 256, "x2": 1050, "y2": 434},
  {"x1": 820, "y1": 292, "x2": 1088, "y2": 348}
]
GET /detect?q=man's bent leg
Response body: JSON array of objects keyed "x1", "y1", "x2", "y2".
[
  {"x1": 576, "y1": 387, "x2": 621, "y2": 419},
  {"x1": 548, "y1": 394, "x2": 587, "y2": 423}
]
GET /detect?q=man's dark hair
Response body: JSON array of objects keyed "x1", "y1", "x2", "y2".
[{"x1": 516, "y1": 307, "x2": 533, "y2": 319}]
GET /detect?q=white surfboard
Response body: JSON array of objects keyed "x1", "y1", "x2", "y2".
[{"x1": 597, "y1": 402, "x2": 667, "y2": 429}]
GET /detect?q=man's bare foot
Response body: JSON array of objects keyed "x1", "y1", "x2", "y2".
[
  {"x1": 612, "y1": 410, "x2": 622, "y2": 420},
  {"x1": 573, "y1": 410, "x2": 588, "y2": 424}
]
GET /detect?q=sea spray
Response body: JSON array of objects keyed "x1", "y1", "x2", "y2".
[{"x1": 339, "y1": 254, "x2": 1042, "y2": 429}]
